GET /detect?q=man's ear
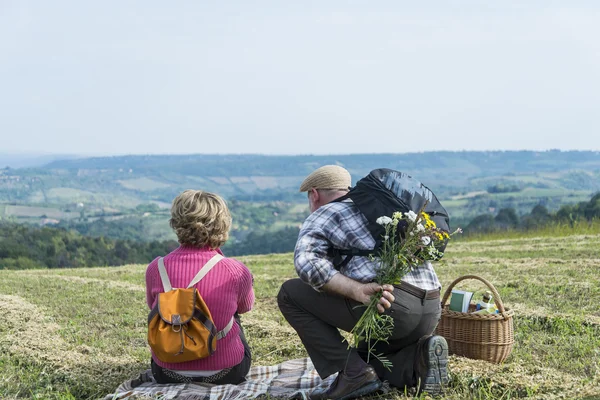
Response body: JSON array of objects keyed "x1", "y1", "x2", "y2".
[{"x1": 310, "y1": 188, "x2": 320, "y2": 203}]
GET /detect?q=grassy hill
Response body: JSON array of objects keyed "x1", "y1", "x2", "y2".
[{"x1": 0, "y1": 230, "x2": 599, "y2": 399}]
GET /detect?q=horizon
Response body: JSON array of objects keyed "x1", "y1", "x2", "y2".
[
  {"x1": 3, "y1": 147, "x2": 600, "y2": 158},
  {"x1": 3, "y1": 148, "x2": 600, "y2": 169}
]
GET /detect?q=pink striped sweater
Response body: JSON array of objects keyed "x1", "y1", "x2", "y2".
[{"x1": 145, "y1": 245, "x2": 255, "y2": 371}]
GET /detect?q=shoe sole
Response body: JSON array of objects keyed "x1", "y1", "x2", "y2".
[
  {"x1": 336, "y1": 380, "x2": 383, "y2": 400},
  {"x1": 421, "y1": 335, "x2": 449, "y2": 396}
]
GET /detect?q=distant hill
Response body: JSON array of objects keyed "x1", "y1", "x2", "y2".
[
  {"x1": 2, "y1": 151, "x2": 600, "y2": 239},
  {"x1": 42, "y1": 150, "x2": 600, "y2": 178},
  {"x1": 37, "y1": 150, "x2": 600, "y2": 197},
  {"x1": 0, "y1": 153, "x2": 81, "y2": 169}
]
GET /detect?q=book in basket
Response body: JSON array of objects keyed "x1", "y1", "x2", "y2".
[{"x1": 449, "y1": 289, "x2": 473, "y2": 313}]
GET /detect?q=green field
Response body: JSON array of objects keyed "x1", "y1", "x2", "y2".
[
  {"x1": 118, "y1": 178, "x2": 171, "y2": 192},
  {"x1": 2, "y1": 205, "x2": 79, "y2": 220},
  {"x1": 0, "y1": 232, "x2": 599, "y2": 399},
  {"x1": 42, "y1": 188, "x2": 143, "y2": 209}
]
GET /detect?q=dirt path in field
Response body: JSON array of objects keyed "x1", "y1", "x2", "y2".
[
  {"x1": 449, "y1": 355, "x2": 599, "y2": 399},
  {"x1": 450, "y1": 234, "x2": 600, "y2": 254},
  {"x1": 454, "y1": 234, "x2": 600, "y2": 246},
  {"x1": 0, "y1": 294, "x2": 141, "y2": 381},
  {"x1": 446, "y1": 256, "x2": 600, "y2": 266},
  {"x1": 24, "y1": 274, "x2": 146, "y2": 292},
  {"x1": 509, "y1": 302, "x2": 600, "y2": 326}
]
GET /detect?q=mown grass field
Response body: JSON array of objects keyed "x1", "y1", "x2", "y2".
[{"x1": 0, "y1": 230, "x2": 599, "y2": 400}]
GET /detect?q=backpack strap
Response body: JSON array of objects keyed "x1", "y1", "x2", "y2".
[
  {"x1": 187, "y1": 254, "x2": 235, "y2": 340},
  {"x1": 158, "y1": 254, "x2": 225, "y2": 291},
  {"x1": 329, "y1": 195, "x2": 370, "y2": 270},
  {"x1": 187, "y1": 254, "x2": 224, "y2": 288},
  {"x1": 329, "y1": 248, "x2": 375, "y2": 270},
  {"x1": 217, "y1": 316, "x2": 234, "y2": 340},
  {"x1": 157, "y1": 257, "x2": 173, "y2": 292}
]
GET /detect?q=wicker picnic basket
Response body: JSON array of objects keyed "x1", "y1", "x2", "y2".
[{"x1": 434, "y1": 275, "x2": 515, "y2": 363}]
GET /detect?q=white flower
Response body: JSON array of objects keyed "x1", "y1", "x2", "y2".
[
  {"x1": 409, "y1": 232, "x2": 414, "y2": 236},
  {"x1": 406, "y1": 210, "x2": 417, "y2": 222},
  {"x1": 428, "y1": 245, "x2": 443, "y2": 259},
  {"x1": 416, "y1": 224, "x2": 425, "y2": 232},
  {"x1": 421, "y1": 236, "x2": 431, "y2": 245},
  {"x1": 392, "y1": 211, "x2": 403, "y2": 219},
  {"x1": 383, "y1": 235, "x2": 390, "y2": 240},
  {"x1": 376, "y1": 216, "x2": 393, "y2": 226}
]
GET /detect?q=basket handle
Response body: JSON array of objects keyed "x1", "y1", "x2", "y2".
[{"x1": 441, "y1": 275, "x2": 508, "y2": 314}]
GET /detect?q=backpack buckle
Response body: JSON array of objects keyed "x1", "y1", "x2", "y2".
[{"x1": 172, "y1": 314, "x2": 182, "y2": 332}]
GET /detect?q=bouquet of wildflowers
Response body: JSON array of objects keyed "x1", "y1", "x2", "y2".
[{"x1": 351, "y1": 205, "x2": 460, "y2": 369}]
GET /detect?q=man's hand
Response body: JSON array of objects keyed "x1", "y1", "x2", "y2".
[
  {"x1": 322, "y1": 274, "x2": 395, "y2": 313},
  {"x1": 357, "y1": 282, "x2": 395, "y2": 313}
]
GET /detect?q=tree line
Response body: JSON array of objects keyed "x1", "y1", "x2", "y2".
[
  {"x1": 465, "y1": 192, "x2": 600, "y2": 233},
  {"x1": 0, "y1": 222, "x2": 178, "y2": 270},
  {"x1": 0, "y1": 221, "x2": 300, "y2": 270},
  {"x1": 222, "y1": 226, "x2": 300, "y2": 257},
  {"x1": 1, "y1": 193, "x2": 599, "y2": 270}
]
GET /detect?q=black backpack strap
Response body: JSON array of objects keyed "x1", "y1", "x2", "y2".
[
  {"x1": 329, "y1": 193, "x2": 378, "y2": 270},
  {"x1": 330, "y1": 192, "x2": 351, "y2": 204},
  {"x1": 328, "y1": 247, "x2": 375, "y2": 270}
]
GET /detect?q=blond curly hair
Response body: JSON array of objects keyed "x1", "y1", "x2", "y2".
[{"x1": 169, "y1": 190, "x2": 232, "y2": 248}]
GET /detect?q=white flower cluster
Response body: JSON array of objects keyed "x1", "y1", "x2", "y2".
[
  {"x1": 405, "y1": 210, "x2": 417, "y2": 222},
  {"x1": 376, "y1": 216, "x2": 393, "y2": 226},
  {"x1": 427, "y1": 245, "x2": 443, "y2": 258}
]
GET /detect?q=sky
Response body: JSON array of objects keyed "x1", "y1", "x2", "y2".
[{"x1": 1, "y1": 1, "x2": 599, "y2": 156}]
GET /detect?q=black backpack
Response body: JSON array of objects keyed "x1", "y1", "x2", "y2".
[{"x1": 330, "y1": 168, "x2": 450, "y2": 269}]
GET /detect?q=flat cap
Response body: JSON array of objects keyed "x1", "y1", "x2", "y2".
[{"x1": 299, "y1": 165, "x2": 351, "y2": 192}]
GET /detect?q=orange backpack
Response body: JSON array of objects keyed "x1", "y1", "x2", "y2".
[{"x1": 147, "y1": 254, "x2": 234, "y2": 363}]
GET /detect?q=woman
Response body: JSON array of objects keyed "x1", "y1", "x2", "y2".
[{"x1": 146, "y1": 189, "x2": 254, "y2": 384}]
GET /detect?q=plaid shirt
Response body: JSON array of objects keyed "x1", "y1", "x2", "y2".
[{"x1": 294, "y1": 200, "x2": 441, "y2": 291}]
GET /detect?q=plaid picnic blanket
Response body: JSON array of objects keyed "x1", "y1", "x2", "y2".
[{"x1": 103, "y1": 358, "x2": 337, "y2": 400}]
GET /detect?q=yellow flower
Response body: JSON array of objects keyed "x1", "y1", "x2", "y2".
[{"x1": 420, "y1": 212, "x2": 437, "y2": 229}]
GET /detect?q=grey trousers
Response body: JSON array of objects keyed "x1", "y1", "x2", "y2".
[{"x1": 277, "y1": 278, "x2": 441, "y2": 388}]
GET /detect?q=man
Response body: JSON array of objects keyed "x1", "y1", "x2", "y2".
[{"x1": 277, "y1": 165, "x2": 449, "y2": 400}]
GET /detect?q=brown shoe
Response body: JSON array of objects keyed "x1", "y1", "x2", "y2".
[{"x1": 310, "y1": 366, "x2": 382, "y2": 400}]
